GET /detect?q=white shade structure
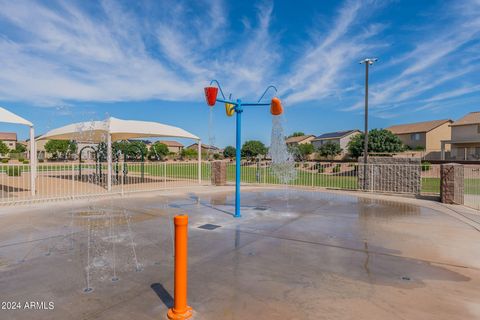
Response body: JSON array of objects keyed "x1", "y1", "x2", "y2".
[
  {"x1": 0, "y1": 106, "x2": 36, "y2": 195},
  {"x1": 38, "y1": 117, "x2": 202, "y2": 191}
]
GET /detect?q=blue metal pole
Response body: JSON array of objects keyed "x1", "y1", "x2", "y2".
[{"x1": 234, "y1": 99, "x2": 242, "y2": 218}]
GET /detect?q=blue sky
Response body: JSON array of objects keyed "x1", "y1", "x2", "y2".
[{"x1": 0, "y1": 0, "x2": 479, "y2": 146}]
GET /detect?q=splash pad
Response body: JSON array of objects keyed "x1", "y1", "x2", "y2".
[{"x1": 204, "y1": 80, "x2": 284, "y2": 218}]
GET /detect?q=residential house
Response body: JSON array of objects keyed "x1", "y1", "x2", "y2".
[
  {"x1": 441, "y1": 112, "x2": 480, "y2": 160},
  {"x1": 285, "y1": 135, "x2": 315, "y2": 147},
  {"x1": 187, "y1": 143, "x2": 222, "y2": 154},
  {"x1": 0, "y1": 132, "x2": 17, "y2": 150},
  {"x1": 312, "y1": 130, "x2": 361, "y2": 154},
  {"x1": 387, "y1": 120, "x2": 452, "y2": 154},
  {"x1": 158, "y1": 140, "x2": 184, "y2": 154}
]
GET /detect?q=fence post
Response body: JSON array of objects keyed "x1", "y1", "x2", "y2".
[
  {"x1": 167, "y1": 215, "x2": 192, "y2": 320},
  {"x1": 311, "y1": 163, "x2": 314, "y2": 188},
  {"x1": 71, "y1": 164, "x2": 75, "y2": 200},
  {"x1": 164, "y1": 161, "x2": 167, "y2": 189},
  {"x1": 440, "y1": 163, "x2": 464, "y2": 205}
]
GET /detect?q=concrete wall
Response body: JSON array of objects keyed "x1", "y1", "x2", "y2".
[{"x1": 358, "y1": 157, "x2": 421, "y2": 194}]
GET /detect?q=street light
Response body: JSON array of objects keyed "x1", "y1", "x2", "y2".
[{"x1": 359, "y1": 57, "x2": 377, "y2": 190}]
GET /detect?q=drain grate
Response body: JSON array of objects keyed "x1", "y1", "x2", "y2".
[
  {"x1": 401, "y1": 276, "x2": 411, "y2": 281},
  {"x1": 198, "y1": 224, "x2": 222, "y2": 230},
  {"x1": 254, "y1": 206, "x2": 268, "y2": 211}
]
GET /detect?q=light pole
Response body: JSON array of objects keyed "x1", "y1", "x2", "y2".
[{"x1": 360, "y1": 58, "x2": 377, "y2": 190}]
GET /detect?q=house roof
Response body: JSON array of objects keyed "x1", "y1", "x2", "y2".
[
  {"x1": 158, "y1": 140, "x2": 184, "y2": 147},
  {"x1": 0, "y1": 132, "x2": 17, "y2": 141},
  {"x1": 187, "y1": 143, "x2": 220, "y2": 150},
  {"x1": 285, "y1": 135, "x2": 315, "y2": 144},
  {"x1": 451, "y1": 112, "x2": 480, "y2": 127},
  {"x1": 314, "y1": 130, "x2": 360, "y2": 140},
  {"x1": 387, "y1": 119, "x2": 452, "y2": 134}
]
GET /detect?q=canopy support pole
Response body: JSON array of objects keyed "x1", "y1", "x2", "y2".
[
  {"x1": 197, "y1": 140, "x2": 201, "y2": 185},
  {"x1": 107, "y1": 133, "x2": 112, "y2": 191},
  {"x1": 29, "y1": 126, "x2": 36, "y2": 196}
]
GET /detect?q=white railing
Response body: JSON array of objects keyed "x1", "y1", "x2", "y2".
[
  {"x1": 0, "y1": 161, "x2": 443, "y2": 205},
  {"x1": 0, "y1": 161, "x2": 210, "y2": 204}
]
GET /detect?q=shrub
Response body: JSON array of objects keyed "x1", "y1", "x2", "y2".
[
  {"x1": 317, "y1": 167, "x2": 324, "y2": 173},
  {"x1": 22, "y1": 160, "x2": 29, "y2": 164},
  {"x1": 332, "y1": 164, "x2": 341, "y2": 173},
  {"x1": 18, "y1": 157, "x2": 25, "y2": 162},
  {"x1": 38, "y1": 159, "x2": 44, "y2": 163},
  {"x1": 7, "y1": 166, "x2": 21, "y2": 176},
  {"x1": 303, "y1": 163, "x2": 309, "y2": 168},
  {"x1": 421, "y1": 161, "x2": 431, "y2": 171},
  {"x1": 1, "y1": 158, "x2": 9, "y2": 163}
]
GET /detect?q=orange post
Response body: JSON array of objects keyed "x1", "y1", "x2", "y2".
[{"x1": 167, "y1": 215, "x2": 192, "y2": 320}]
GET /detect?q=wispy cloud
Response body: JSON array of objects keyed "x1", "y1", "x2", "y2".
[
  {"x1": 0, "y1": 0, "x2": 479, "y2": 117},
  {"x1": 345, "y1": 0, "x2": 480, "y2": 115}
]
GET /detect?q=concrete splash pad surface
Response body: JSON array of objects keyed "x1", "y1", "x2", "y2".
[{"x1": 0, "y1": 188, "x2": 479, "y2": 319}]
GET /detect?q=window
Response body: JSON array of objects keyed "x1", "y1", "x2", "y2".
[
  {"x1": 477, "y1": 124, "x2": 480, "y2": 133},
  {"x1": 410, "y1": 133, "x2": 420, "y2": 141}
]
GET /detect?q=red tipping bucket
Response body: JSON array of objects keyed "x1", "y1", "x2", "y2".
[
  {"x1": 204, "y1": 87, "x2": 218, "y2": 106},
  {"x1": 270, "y1": 97, "x2": 283, "y2": 115}
]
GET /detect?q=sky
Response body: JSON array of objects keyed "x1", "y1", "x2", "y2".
[{"x1": 0, "y1": 0, "x2": 479, "y2": 146}]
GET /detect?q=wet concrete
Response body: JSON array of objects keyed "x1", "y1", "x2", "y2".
[{"x1": 0, "y1": 188, "x2": 479, "y2": 319}]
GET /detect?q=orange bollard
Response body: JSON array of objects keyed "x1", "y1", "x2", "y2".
[{"x1": 167, "y1": 215, "x2": 192, "y2": 320}]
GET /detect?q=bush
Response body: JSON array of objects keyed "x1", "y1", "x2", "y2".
[
  {"x1": 7, "y1": 166, "x2": 22, "y2": 176},
  {"x1": 18, "y1": 157, "x2": 25, "y2": 162},
  {"x1": 38, "y1": 159, "x2": 45, "y2": 163},
  {"x1": 332, "y1": 164, "x2": 341, "y2": 173},
  {"x1": 318, "y1": 167, "x2": 324, "y2": 173},
  {"x1": 421, "y1": 161, "x2": 431, "y2": 171},
  {"x1": 22, "y1": 160, "x2": 29, "y2": 164},
  {"x1": 303, "y1": 163, "x2": 309, "y2": 168},
  {"x1": 1, "y1": 158, "x2": 9, "y2": 163}
]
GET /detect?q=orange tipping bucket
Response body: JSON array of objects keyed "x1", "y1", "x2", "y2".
[
  {"x1": 225, "y1": 103, "x2": 235, "y2": 117},
  {"x1": 270, "y1": 97, "x2": 283, "y2": 116},
  {"x1": 204, "y1": 87, "x2": 218, "y2": 106}
]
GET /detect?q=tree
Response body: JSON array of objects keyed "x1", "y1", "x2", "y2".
[
  {"x1": 13, "y1": 144, "x2": 26, "y2": 153},
  {"x1": 317, "y1": 142, "x2": 342, "y2": 159},
  {"x1": 287, "y1": 132, "x2": 305, "y2": 138},
  {"x1": 112, "y1": 140, "x2": 148, "y2": 160},
  {"x1": 0, "y1": 141, "x2": 9, "y2": 156},
  {"x1": 180, "y1": 148, "x2": 198, "y2": 160},
  {"x1": 149, "y1": 142, "x2": 169, "y2": 160},
  {"x1": 347, "y1": 129, "x2": 405, "y2": 158},
  {"x1": 45, "y1": 140, "x2": 77, "y2": 160},
  {"x1": 289, "y1": 143, "x2": 314, "y2": 161},
  {"x1": 223, "y1": 146, "x2": 236, "y2": 158},
  {"x1": 241, "y1": 140, "x2": 267, "y2": 158}
]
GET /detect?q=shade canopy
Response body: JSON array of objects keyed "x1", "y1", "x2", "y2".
[
  {"x1": 0, "y1": 106, "x2": 33, "y2": 127},
  {"x1": 37, "y1": 117, "x2": 199, "y2": 142}
]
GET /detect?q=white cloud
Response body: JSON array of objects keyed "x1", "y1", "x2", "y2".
[{"x1": 0, "y1": 0, "x2": 479, "y2": 115}]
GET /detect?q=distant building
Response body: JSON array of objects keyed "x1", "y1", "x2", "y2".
[
  {"x1": 0, "y1": 132, "x2": 17, "y2": 150},
  {"x1": 187, "y1": 143, "x2": 222, "y2": 154},
  {"x1": 285, "y1": 135, "x2": 315, "y2": 147},
  {"x1": 312, "y1": 130, "x2": 361, "y2": 152},
  {"x1": 441, "y1": 112, "x2": 480, "y2": 160},
  {"x1": 158, "y1": 140, "x2": 184, "y2": 154},
  {"x1": 387, "y1": 119, "x2": 452, "y2": 151}
]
